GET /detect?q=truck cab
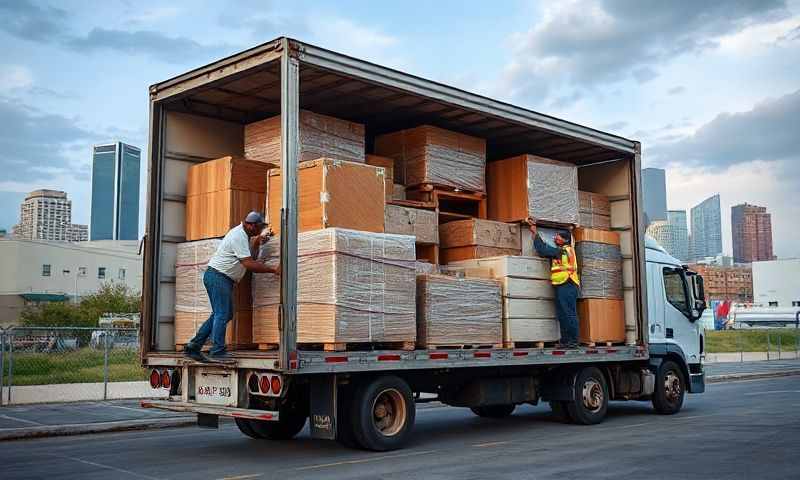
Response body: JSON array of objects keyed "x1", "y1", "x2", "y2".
[{"x1": 645, "y1": 235, "x2": 707, "y2": 411}]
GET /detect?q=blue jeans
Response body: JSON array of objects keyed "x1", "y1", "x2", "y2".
[
  {"x1": 187, "y1": 268, "x2": 234, "y2": 355},
  {"x1": 554, "y1": 281, "x2": 579, "y2": 344}
]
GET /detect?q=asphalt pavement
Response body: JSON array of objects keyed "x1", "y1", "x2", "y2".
[{"x1": 2, "y1": 375, "x2": 797, "y2": 480}]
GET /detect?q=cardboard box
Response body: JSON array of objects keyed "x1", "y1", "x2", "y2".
[
  {"x1": 252, "y1": 229, "x2": 417, "y2": 345},
  {"x1": 267, "y1": 159, "x2": 385, "y2": 235},
  {"x1": 366, "y1": 154, "x2": 394, "y2": 202},
  {"x1": 575, "y1": 228, "x2": 624, "y2": 299},
  {"x1": 244, "y1": 110, "x2": 365, "y2": 166},
  {"x1": 384, "y1": 204, "x2": 438, "y2": 244},
  {"x1": 374, "y1": 125, "x2": 486, "y2": 192},
  {"x1": 439, "y1": 218, "x2": 520, "y2": 250},
  {"x1": 416, "y1": 274, "x2": 502, "y2": 347},
  {"x1": 579, "y1": 191, "x2": 611, "y2": 230},
  {"x1": 487, "y1": 154, "x2": 579, "y2": 224},
  {"x1": 185, "y1": 156, "x2": 272, "y2": 241},
  {"x1": 578, "y1": 298, "x2": 625, "y2": 344},
  {"x1": 440, "y1": 246, "x2": 520, "y2": 264},
  {"x1": 174, "y1": 239, "x2": 254, "y2": 349},
  {"x1": 574, "y1": 227, "x2": 620, "y2": 245}
]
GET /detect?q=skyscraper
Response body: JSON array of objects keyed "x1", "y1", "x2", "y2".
[
  {"x1": 641, "y1": 168, "x2": 667, "y2": 226},
  {"x1": 13, "y1": 190, "x2": 72, "y2": 241},
  {"x1": 68, "y1": 224, "x2": 89, "y2": 242},
  {"x1": 732, "y1": 203, "x2": 774, "y2": 263},
  {"x1": 690, "y1": 194, "x2": 722, "y2": 261},
  {"x1": 90, "y1": 142, "x2": 141, "y2": 241},
  {"x1": 645, "y1": 210, "x2": 689, "y2": 262}
]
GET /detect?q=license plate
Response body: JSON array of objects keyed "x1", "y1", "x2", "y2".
[{"x1": 195, "y1": 369, "x2": 236, "y2": 406}]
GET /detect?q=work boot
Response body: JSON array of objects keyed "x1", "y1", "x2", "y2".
[
  {"x1": 183, "y1": 347, "x2": 210, "y2": 363},
  {"x1": 207, "y1": 352, "x2": 235, "y2": 363}
]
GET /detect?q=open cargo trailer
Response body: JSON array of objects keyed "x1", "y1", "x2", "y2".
[{"x1": 141, "y1": 37, "x2": 704, "y2": 451}]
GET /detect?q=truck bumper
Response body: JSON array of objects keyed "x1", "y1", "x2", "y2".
[
  {"x1": 141, "y1": 400, "x2": 279, "y2": 421},
  {"x1": 688, "y1": 372, "x2": 705, "y2": 394}
]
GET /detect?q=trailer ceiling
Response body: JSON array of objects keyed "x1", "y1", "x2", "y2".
[{"x1": 158, "y1": 39, "x2": 635, "y2": 165}]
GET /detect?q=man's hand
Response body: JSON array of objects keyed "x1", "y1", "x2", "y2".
[{"x1": 525, "y1": 217, "x2": 537, "y2": 235}]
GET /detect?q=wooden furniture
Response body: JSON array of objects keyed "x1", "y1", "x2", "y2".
[
  {"x1": 577, "y1": 298, "x2": 625, "y2": 345},
  {"x1": 185, "y1": 156, "x2": 272, "y2": 241},
  {"x1": 267, "y1": 159, "x2": 385, "y2": 235}
]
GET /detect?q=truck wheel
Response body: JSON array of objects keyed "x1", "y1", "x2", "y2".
[
  {"x1": 350, "y1": 376, "x2": 415, "y2": 451},
  {"x1": 234, "y1": 418, "x2": 261, "y2": 439},
  {"x1": 247, "y1": 410, "x2": 308, "y2": 440},
  {"x1": 470, "y1": 404, "x2": 516, "y2": 418},
  {"x1": 566, "y1": 367, "x2": 608, "y2": 425},
  {"x1": 549, "y1": 401, "x2": 573, "y2": 423},
  {"x1": 652, "y1": 360, "x2": 685, "y2": 415}
]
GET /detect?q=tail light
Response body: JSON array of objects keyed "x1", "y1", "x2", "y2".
[
  {"x1": 248, "y1": 373, "x2": 260, "y2": 393},
  {"x1": 259, "y1": 375, "x2": 271, "y2": 394},
  {"x1": 270, "y1": 375, "x2": 282, "y2": 395},
  {"x1": 161, "y1": 370, "x2": 171, "y2": 389},
  {"x1": 149, "y1": 369, "x2": 161, "y2": 389}
]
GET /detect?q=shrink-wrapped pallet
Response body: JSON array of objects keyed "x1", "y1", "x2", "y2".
[
  {"x1": 244, "y1": 110, "x2": 365, "y2": 166},
  {"x1": 174, "y1": 239, "x2": 253, "y2": 349},
  {"x1": 487, "y1": 154, "x2": 579, "y2": 225},
  {"x1": 440, "y1": 218, "x2": 520, "y2": 264},
  {"x1": 251, "y1": 229, "x2": 417, "y2": 346},
  {"x1": 575, "y1": 241, "x2": 623, "y2": 299},
  {"x1": 416, "y1": 274, "x2": 502, "y2": 347},
  {"x1": 447, "y1": 256, "x2": 560, "y2": 345},
  {"x1": 374, "y1": 125, "x2": 486, "y2": 192},
  {"x1": 579, "y1": 191, "x2": 611, "y2": 230},
  {"x1": 384, "y1": 204, "x2": 438, "y2": 244}
]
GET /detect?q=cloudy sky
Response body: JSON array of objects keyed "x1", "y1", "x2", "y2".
[{"x1": 1, "y1": 0, "x2": 798, "y2": 257}]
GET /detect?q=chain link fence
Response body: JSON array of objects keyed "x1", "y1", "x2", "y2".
[
  {"x1": 0, "y1": 326, "x2": 146, "y2": 406},
  {"x1": 704, "y1": 327, "x2": 800, "y2": 362}
]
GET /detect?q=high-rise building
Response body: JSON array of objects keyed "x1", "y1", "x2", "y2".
[
  {"x1": 90, "y1": 142, "x2": 141, "y2": 241},
  {"x1": 68, "y1": 224, "x2": 89, "y2": 242},
  {"x1": 12, "y1": 190, "x2": 72, "y2": 242},
  {"x1": 731, "y1": 203, "x2": 774, "y2": 263},
  {"x1": 646, "y1": 218, "x2": 688, "y2": 262},
  {"x1": 690, "y1": 194, "x2": 722, "y2": 261},
  {"x1": 667, "y1": 210, "x2": 689, "y2": 261},
  {"x1": 642, "y1": 168, "x2": 667, "y2": 226}
]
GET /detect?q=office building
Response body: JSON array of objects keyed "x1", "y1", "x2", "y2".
[
  {"x1": 689, "y1": 263, "x2": 753, "y2": 303},
  {"x1": 732, "y1": 203, "x2": 774, "y2": 264},
  {"x1": 752, "y1": 258, "x2": 800, "y2": 307},
  {"x1": 642, "y1": 168, "x2": 667, "y2": 226},
  {"x1": 646, "y1": 211, "x2": 690, "y2": 262},
  {"x1": 12, "y1": 190, "x2": 72, "y2": 242},
  {"x1": 0, "y1": 239, "x2": 142, "y2": 326},
  {"x1": 69, "y1": 224, "x2": 89, "y2": 242},
  {"x1": 690, "y1": 194, "x2": 722, "y2": 261},
  {"x1": 90, "y1": 142, "x2": 141, "y2": 241}
]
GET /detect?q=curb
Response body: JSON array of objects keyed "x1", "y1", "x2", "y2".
[
  {"x1": 706, "y1": 369, "x2": 800, "y2": 384},
  {"x1": 2, "y1": 370, "x2": 798, "y2": 441},
  {"x1": 0, "y1": 416, "x2": 196, "y2": 442}
]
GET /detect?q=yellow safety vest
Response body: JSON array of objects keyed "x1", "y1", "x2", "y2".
[{"x1": 550, "y1": 245, "x2": 580, "y2": 286}]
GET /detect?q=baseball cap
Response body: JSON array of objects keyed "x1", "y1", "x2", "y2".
[{"x1": 244, "y1": 211, "x2": 266, "y2": 225}]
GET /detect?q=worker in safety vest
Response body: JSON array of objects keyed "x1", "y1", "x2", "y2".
[{"x1": 526, "y1": 217, "x2": 580, "y2": 348}]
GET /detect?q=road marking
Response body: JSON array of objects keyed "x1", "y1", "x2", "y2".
[
  {"x1": 50, "y1": 453, "x2": 162, "y2": 480},
  {"x1": 743, "y1": 390, "x2": 800, "y2": 396},
  {"x1": 0, "y1": 414, "x2": 44, "y2": 426},
  {"x1": 105, "y1": 404, "x2": 174, "y2": 415},
  {"x1": 295, "y1": 449, "x2": 437, "y2": 471},
  {"x1": 217, "y1": 475, "x2": 262, "y2": 480},
  {"x1": 614, "y1": 422, "x2": 650, "y2": 429},
  {"x1": 473, "y1": 441, "x2": 509, "y2": 448}
]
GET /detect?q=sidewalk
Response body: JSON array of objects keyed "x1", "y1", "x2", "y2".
[
  {"x1": 2, "y1": 359, "x2": 799, "y2": 442},
  {"x1": 704, "y1": 351, "x2": 800, "y2": 363},
  {"x1": 1, "y1": 381, "x2": 169, "y2": 405}
]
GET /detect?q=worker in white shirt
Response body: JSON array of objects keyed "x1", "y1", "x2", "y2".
[{"x1": 184, "y1": 211, "x2": 278, "y2": 363}]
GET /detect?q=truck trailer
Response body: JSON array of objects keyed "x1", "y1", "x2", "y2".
[{"x1": 141, "y1": 37, "x2": 707, "y2": 451}]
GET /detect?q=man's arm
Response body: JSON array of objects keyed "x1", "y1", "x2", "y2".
[
  {"x1": 240, "y1": 257, "x2": 279, "y2": 274},
  {"x1": 526, "y1": 217, "x2": 560, "y2": 259}
]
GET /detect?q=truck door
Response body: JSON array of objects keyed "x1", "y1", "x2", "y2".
[
  {"x1": 647, "y1": 261, "x2": 666, "y2": 342},
  {"x1": 661, "y1": 267, "x2": 702, "y2": 364}
]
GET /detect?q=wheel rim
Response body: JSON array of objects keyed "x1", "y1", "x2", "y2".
[
  {"x1": 371, "y1": 388, "x2": 406, "y2": 437},
  {"x1": 664, "y1": 370, "x2": 682, "y2": 404},
  {"x1": 581, "y1": 378, "x2": 604, "y2": 413}
]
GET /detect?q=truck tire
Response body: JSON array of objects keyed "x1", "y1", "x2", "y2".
[
  {"x1": 652, "y1": 360, "x2": 685, "y2": 415},
  {"x1": 566, "y1": 367, "x2": 608, "y2": 425},
  {"x1": 549, "y1": 401, "x2": 573, "y2": 423},
  {"x1": 235, "y1": 418, "x2": 261, "y2": 439},
  {"x1": 350, "y1": 375, "x2": 415, "y2": 451},
  {"x1": 247, "y1": 411, "x2": 308, "y2": 440},
  {"x1": 470, "y1": 404, "x2": 516, "y2": 418}
]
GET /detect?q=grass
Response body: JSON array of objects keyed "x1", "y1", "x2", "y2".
[
  {"x1": 2, "y1": 347, "x2": 147, "y2": 386},
  {"x1": 704, "y1": 328, "x2": 800, "y2": 353}
]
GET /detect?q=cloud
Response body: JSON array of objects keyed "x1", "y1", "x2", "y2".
[
  {"x1": 0, "y1": 65, "x2": 33, "y2": 91},
  {"x1": 650, "y1": 88, "x2": 800, "y2": 168},
  {"x1": 602, "y1": 120, "x2": 628, "y2": 131},
  {"x1": 667, "y1": 86, "x2": 686, "y2": 95},
  {"x1": 498, "y1": 0, "x2": 790, "y2": 102},
  {"x1": 0, "y1": 0, "x2": 69, "y2": 42},
  {"x1": 0, "y1": 96, "x2": 94, "y2": 183}
]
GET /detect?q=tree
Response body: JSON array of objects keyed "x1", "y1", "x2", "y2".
[
  {"x1": 20, "y1": 282, "x2": 140, "y2": 328},
  {"x1": 19, "y1": 302, "x2": 93, "y2": 328}
]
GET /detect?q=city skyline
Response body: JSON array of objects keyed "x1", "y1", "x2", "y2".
[{"x1": 90, "y1": 142, "x2": 141, "y2": 241}]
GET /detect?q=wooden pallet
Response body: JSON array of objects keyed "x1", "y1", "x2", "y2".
[
  {"x1": 416, "y1": 244, "x2": 439, "y2": 264},
  {"x1": 503, "y1": 341, "x2": 556, "y2": 349},
  {"x1": 581, "y1": 341, "x2": 624, "y2": 348},
  {"x1": 176, "y1": 343, "x2": 257, "y2": 352},
  {"x1": 387, "y1": 199, "x2": 436, "y2": 210},
  {"x1": 406, "y1": 185, "x2": 487, "y2": 222},
  {"x1": 407, "y1": 183, "x2": 486, "y2": 196},
  {"x1": 425, "y1": 343, "x2": 503, "y2": 350},
  {"x1": 259, "y1": 342, "x2": 416, "y2": 352}
]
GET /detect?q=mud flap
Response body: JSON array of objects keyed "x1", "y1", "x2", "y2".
[{"x1": 309, "y1": 374, "x2": 337, "y2": 440}]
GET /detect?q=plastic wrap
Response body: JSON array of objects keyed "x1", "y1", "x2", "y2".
[
  {"x1": 374, "y1": 125, "x2": 486, "y2": 192},
  {"x1": 439, "y1": 219, "x2": 520, "y2": 249},
  {"x1": 576, "y1": 241, "x2": 623, "y2": 299},
  {"x1": 384, "y1": 204, "x2": 438, "y2": 244},
  {"x1": 416, "y1": 274, "x2": 502, "y2": 347},
  {"x1": 252, "y1": 229, "x2": 417, "y2": 344},
  {"x1": 526, "y1": 157, "x2": 579, "y2": 225},
  {"x1": 415, "y1": 261, "x2": 439, "y2": 275},
  {"x1": 244, "y1": 110, "x2": 365, "y2": 166},
  {"x1": 579, "y1": 191, "x2": 611, "y2": 230}
]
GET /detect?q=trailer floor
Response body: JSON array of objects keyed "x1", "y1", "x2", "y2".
[{"x1": 2, "y1": 375, "x2": 797, "y2": 479}]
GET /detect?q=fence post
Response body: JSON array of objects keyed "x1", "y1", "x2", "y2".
[
  {"x1": 778, "y1": 334, "x2": 782, "y2": 360},
  {"x1": 767, "y1": 332, "x2": 771, "y2": 361},
  {"x1": 103, "y1": 330, "x2": 110, "y2": 401},
  {"x1": 738, "y1": 330, "x2": 743, "y2": 363},
  {"x1": 796, "y1": 333, "x2": 799, "y2": 360},
  {"x1": 0, "y1": 330, "x2": 5, "y2": 407},
  {"x1": 7, "y1": 329, "x2": 14, "y2": 405}
]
